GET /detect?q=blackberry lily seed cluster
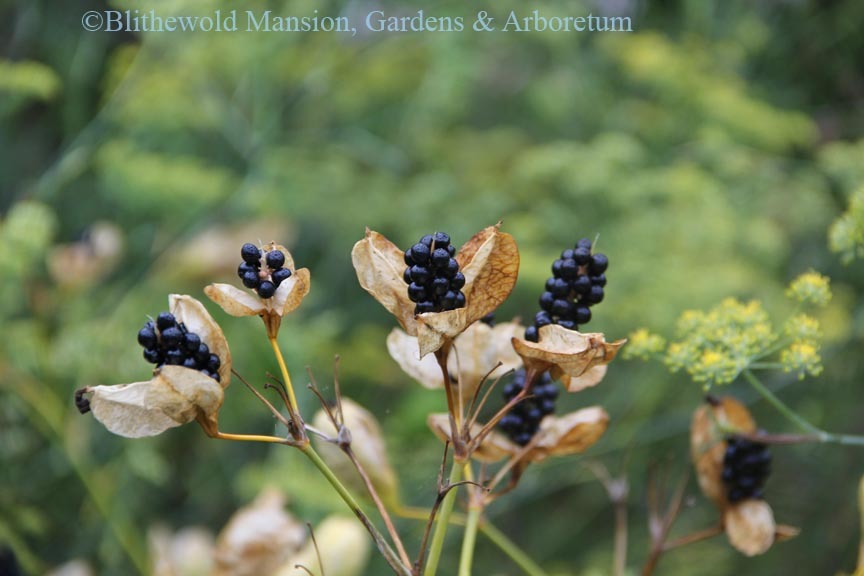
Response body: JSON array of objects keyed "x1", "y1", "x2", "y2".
[
  {"x1": 722, "y1": 437, "x2": 772, "y2": 503},
  {"x1": 525, "y1": 238, "x2": 608, "y2": 342},
  {"x1": 138, "y1": 312, "x2": 222, "y2": 382},
  {"x1": 402, "y1": 232, "x2": 467, "y2": 314},
  {"x1": 498, "y1": 370, "x2": 559, "y2": 445},
  {"x1": 238, "y1": 242, "x2": 293, "y2": 299}
]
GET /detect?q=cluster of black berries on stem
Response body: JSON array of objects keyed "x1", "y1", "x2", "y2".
[
  {"x1": 137, "y1": 312, "x2": 222, "y2": 382},
  {"x1": 722, "y1": 437, "x2": 772, "y2": 502},
  {"x1": 525, "y1": 238, "x2": 608, "y2": 342},
  {"x1": 498, "y1": 370, "x2": 559, "y2": 445},
  {"x1": 238, "y1": 243, "x2": 292, "y2": 299},
  {"x1": 402, "y1": 232, "x2": 466, "y2": 314}
]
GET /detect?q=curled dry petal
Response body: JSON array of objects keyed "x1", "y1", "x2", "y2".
[
  {"x1": 312, "y1": 398, "x2": 399, "y2": 506},
  {"x1": 690, "y1": 396, "x2": 757, "y2": 507},
  {"x1": 85, "y1": 366, "x2": 224, "y2": 438},
  {"x1": 531, "y1": 407, "x2": 609, "y2": 461},
  {"x1": 276, "y1": 516, "x2": 370, "y2": 576},
  {"x1": 512, "y1": 325, "x2": 625, "y2": 389},
  {"x1": 352, "y1": 229, "x2": 418, "y2": 335},
  {"x1": 428, "y1": 408, "x2": 608, "y2": 464},
  {"x1": 724, "y1": 499, "x2": 776, "y2": 557},
  {"x1": 170, "y1": 294, "x2": 232, "y2": 386},
  {"x1": 213, "y1": 489, "x2": 306, "y2": 576},
  {"x1": 387, "y1": 321, "x2": 524, "y2": 401},
  {"x1": 427, "y1": 413, "x2": 514, "y2": 463},
  {"x1": 353, "y1": 224, "x2": 520, "y2": 358}
]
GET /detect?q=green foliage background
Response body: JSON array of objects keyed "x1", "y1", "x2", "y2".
[{"x1": 2, "y1": 0, "x2": 863, "y2": 574}]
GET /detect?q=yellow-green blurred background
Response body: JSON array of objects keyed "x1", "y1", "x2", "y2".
[{"x1": 2, "y1": 0, "x2": 864, "y2": 574}]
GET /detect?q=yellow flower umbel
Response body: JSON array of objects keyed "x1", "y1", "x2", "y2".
[
  {"x1": 786, "y1": 270, "x2": 832, "y2": 307},
  {"x1": 665, "y1": 298, "x2": 775, "y2": 388},
  {"x1": 690, "y1": 396, "x2": 798, "y2": 556}
]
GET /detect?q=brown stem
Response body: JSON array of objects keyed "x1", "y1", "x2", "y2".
[
  {"x1": 436, "y1": 343, "x2": 465, "y2": 459},
  {"x1": 662, "y1": 524, "x2": 723, "y2": 551},
  {"x1": 344, "y1": 445, "x2": 413, "y2": 570},
  {"x1": 470, "y1": 367, "x2": 542, "y2": 456},
  {"x1": 641, "y1": 470, "x2": 690, "y2": 576}
]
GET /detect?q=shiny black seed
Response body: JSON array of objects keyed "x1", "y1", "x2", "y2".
[
  {"x1": 451, "y1": 272, "x2": 466, "y2": 290},
  {"x1": 420, "y1": 234, "x2": 434, "y2": 247},
  {"x1": 196, "y1": 343, "x2": 210, "y2": 363},
  {"x1": 441, "y1": 291, "x2": 457, "y2": 309},
  {"x1": 500, "y1": 414, "x2": 521, "y2": 431},
  {"x1": 410, "y1": 265, "x2": 431, "y2": 284},
  {"x1": 552, "y1": 259, "x2": 563, "y2": 276},
  {"x1": 432, "y1": 277, "x2": 450, "y2": 295},
  {"x1": 156, "y1": 312, "x2": 176, "y2": 330},
  {"x1": 444, "y1": 258, "x2": 459, "y2": 278},
  {"x1": 403, "y1": 267, "x2": 412, "y2": 284},
  {"x1": 238, "y1": 262, "x2": 256, "y2": 279},
  {"x1": 539, "y1": 291, "x2": 555, "y2": 312},
  {"x1": 571, "y1": 275, "x2": 591, "y2": 294},
  {"x1": 560, "y1": 258, "x2": 579, "y2": 280},
  {"x1": 272, "y1": 268, "x2": 292, "y2": 286},
  {"x1": 561, "y1": 248, "x2": 575, "y2": 260},
  {"x1": 480, "y1": 313, "x2": 496, "y2": 326},
  {"x1": 535, "y1": 311, "x2": 552, "y2": 327},
  {"x1": 143, "y1": 348, "x2": 161, "y2": 364},
  {"x1": 207, "y1": 354, "x2": 221, "y2": 372},
  {"x1": 257, "y1": 281, "x2": 276, "y2": 299},
  {"x1": 408, "y1": 283, "x2": 427, "y2": 302},
  {"x1": 558, "y1": 319, "x2": 577, "y2": 330},
  {"x1": 515, "y1": 432, "x2": 534, "y2": 446},
  {"x1": 138, "y1": 327, "x2": 157, "y2": 348},
  {"x1": 433, "y1": 231, "x2": 451, "y2": 247},
  {"x1": 183, "y1": 332, "x2": 201, "y2": 352},
  {"x1": 585, "y1": 285, "x2": 604, "y2": 305},
  {"x1": 545, "y1": 277, "x2": 556, "y2": 291},
  {"x1": 454, "y1": 292, "x2": 466, "y2": 308},
  {"x1": 404, "y1": 248, "x2": 414, "y2": 265},
  {"x1": 416, "y1": 301, "x2": 435, "y2": 314},
  {"x1": 183, "y1": 357, "x2": 198, "y2": 369},
  {"x1": 165, "y1": 349, "x2": 185, "y2": 365},
  {"x1": 573, "y1": 247, "x2": 591, "y2": 265},
  {"x1": 590, "y1": 254, "x2": 609, "y2": 274},
  {"x1": 242, "y1": 271, "x2": 260, "y2": 288},
  {"x1": 161, "y1": 326, "x2": 183, "y2": 348},
  {"x1": 550, "y1": 278, "x2": 570, "y2": 297},
  {"x1": 576, "y1": 238, "x2": 593, "y2": 250},
  {"x1": 266, "y1": 250, "x2": 285, "y2": 269},
  {"x1": 552, "y1": 299, "x2": 571, "y2": 316},
  {"x1": 590, "y1": 274, "x2": 606, "y2": 287},
  {"x1": 431, "y1": 248, "x2": 450, "y2": 268},
  {"x1": 447, "y1": 244, "x2": 456, "y2": 256},
  {"x1": 525, "y1": 325, "x2": 539, "y2": 342},
  {"x1": 241, "y1": 243, "x2": 262, "y2": 264},
  {"x1": 75, "y1": 389, "x2": 91, "y2": 414},
  {"x1": 411, "y1": 243, "x2": 431, "y2": 265},
  {"x1": 574, "y1": 306, "x2": 591, "y2": 324}
]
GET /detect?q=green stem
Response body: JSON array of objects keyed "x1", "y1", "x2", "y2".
[
  {"x1": 301, "y1": 444, "x2": 412, "y2": 576},
  {"x1": 425, "y1": 462, "x2": 464, "y2": 576},
  {"x1": 743, "y1": 370, "x2": 864, "y2": 446},
  {"x1": 479, "y1": 522, "x2": 550, "y2": 576},
  {"x1": 458, "y1": 464, "x2": 481, "y2": 576}
]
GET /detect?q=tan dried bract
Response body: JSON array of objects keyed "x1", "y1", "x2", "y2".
[
  {"x1": 213, "y1": 490, "x2": 306, "y2": 576},
  {"x1": 512, "y1": 325, "x2": 625, "y2": 391},
  {"x1": 353, "y1": 224, "x2": 519, "y2": 358},
  {"x1": 387, "y1": 320, "x2": 524, "y2": 401},
  {"x1": 205, "y1": 242, "x2": 310, "y2": 338}
]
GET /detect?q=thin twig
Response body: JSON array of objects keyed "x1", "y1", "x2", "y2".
[
  {"x1": 308, "y1": 522, "x2": 325, "y2": 576},
  {"x1": 231, "y1": 369, "x2": 291, "y2": 427}
]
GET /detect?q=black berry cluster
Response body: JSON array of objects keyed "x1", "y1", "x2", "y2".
[
  {"x1": 137, "y1": 312, "x2": 221, "y2": 382},
  {"x1": 722, "y1": 437, "x2": 772, "y2": 502},
  {"x1": 498, "y1": 369, "x2": 559, "y2": 445},
  {"x1": 237, "y1": 243, "x2": 293, "y2": 299},
  {"x1": 524, "y1": 238, "x2": 608, "y2": 342},
  {"x1": 402, "y1": 232, "x2": 467, "y2": 315}
]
